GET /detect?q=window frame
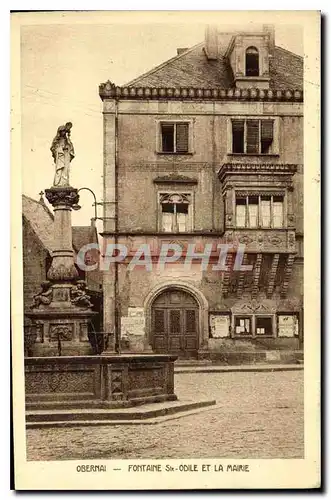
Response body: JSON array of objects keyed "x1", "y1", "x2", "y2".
[
  {"x1": 277, "y1": 313, "x2": 299, "y2": 338},
  {"x1": 232, "y1": 314, "x2": 276, "y2": 338},
  {"x1": 255, "y1": 315, "x2": 274, "y2": 336},
  {"x1": 228, "y1": 117, "x2": 280, "y2": 156},
  {"x1": 245, "y1": 46, "x2": 260, "y2": 77},
  {"x1": 156, "y1": 119, "x2": 194, "y2": 155},
  {"x1": 233, "y1": 315, "x2": 253, "y2": 337},
  {"x1": 158, "y1": 191, "x2": 194, "y2": 233},
  {"x1": 234, "y1": 193, "x2": 285, "y2": 229}
]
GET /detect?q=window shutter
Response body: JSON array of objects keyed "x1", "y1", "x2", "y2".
[
  {"x1": 248, "y1": 203, "x2": 258, "y2": 228},
  {"x1": 162, "y1": 212, "x2": 173, "y2": 232},
  {"x1": 261, "y1": 197, "x2": 271, "y2": 227},
  {"x1": 261, "y1": 120, "x2": 274, "y2": 141},
  {"x1": 246, "y1": 120, "x2": 259, "y2": 153},
  {"x1": 273, "y1": 200, "x2": 284, "y2": 227},
  {"x1": 175, "y1": 123, "x2": 189, "y2": 153},
  {"x1": 177, "y1": 212, "x2": 187, "y2": 232},
  {"x1": 236, "y1": 203, "x2": 246, "y2": 227}
]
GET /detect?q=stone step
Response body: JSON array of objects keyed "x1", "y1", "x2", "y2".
[
  {"x1": 174, "y1": 364, "x2": 304, "y2": 374},
  {"x1": 26, "y1": 398, "x2": 216, "y2": 426},
  {"x1": 175, "y1": 360, "x2": 212, "y2": 367}
]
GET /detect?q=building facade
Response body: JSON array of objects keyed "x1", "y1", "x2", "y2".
[{"x1": 99, "y1": 25, "x2": 303, "y2": 361}]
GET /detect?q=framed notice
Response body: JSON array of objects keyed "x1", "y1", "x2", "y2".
[
  {"x1": 278, "y1": 315, "x2": 298, "y2": 337},
  {"x1": 210, "y1": 314, "x2": 230, "y2": 338}
]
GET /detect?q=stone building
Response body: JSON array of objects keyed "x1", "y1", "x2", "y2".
[
  {"x1": 98, "y1": 25, "x2": 303, "y2": 362},
  {"x1": 23, "y1": 194, "x2": 102, "y2": 331}
]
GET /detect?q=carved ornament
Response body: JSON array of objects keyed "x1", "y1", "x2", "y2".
[{"x1": 45, "y1": 187, "x2": 79, "y2": 207}]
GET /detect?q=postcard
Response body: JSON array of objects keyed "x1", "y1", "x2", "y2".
[{"x1": 11, "y1": 9, "x2": 320, "y2": 490}]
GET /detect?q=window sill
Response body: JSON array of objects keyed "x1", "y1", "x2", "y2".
[
  {"x1": 156, "y1": 151, "x2": 194, "y2": 156},
  {"x1": 232, "y1": 335, "x2": 275, "y2": 339},
  {"x1": 234, "y1": 226, "x2": 287, "y2": 230},
  {"x1": 228, "y1": 153, "x2": 280, "y2": 157}
]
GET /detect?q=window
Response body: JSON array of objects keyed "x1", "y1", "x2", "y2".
[
  {"x1": 245, "y1": 46, "x2": 259, "y2": 77},
  {"x1": 235, "y1": 195, "x2": 284, "y2": 228},
  {"x1": 160, "y1": 122, "x2": 189, "y2": 153},
  {"x1": 233, "y1": 315, "x2": 275, "y2": 337},
  {"x1": 231, "y1": 119, "x2": 274, "y2": 154},
  {"x1": 234, "y1": 316, "x2": 252, "y2": 336},
  {"x1": 160, "y1": 193, "x2": 192, "y2": 232},
  {"x1": 256, "y1": 316, "x2": 273, "y2": 335}
]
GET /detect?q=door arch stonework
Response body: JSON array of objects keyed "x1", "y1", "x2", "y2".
[{"x1": 144, "y1": 281, "x2": 209, "y2": 355}]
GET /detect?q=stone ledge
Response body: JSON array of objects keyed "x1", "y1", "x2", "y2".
[
  {"x1": 25, "y1": 354, "x2": 178, "y2": 365},
  {"x1": 26, "y1": 398, "x2": 216, "y2": 427}
]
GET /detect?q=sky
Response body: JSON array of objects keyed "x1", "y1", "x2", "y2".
[{"x1": 20, "y1": 13, "x2": 303, "y2": 232}]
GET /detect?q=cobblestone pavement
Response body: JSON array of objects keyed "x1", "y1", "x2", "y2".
[{"x1": 26, "y1": 371, "x2": 303, "y2": 461}]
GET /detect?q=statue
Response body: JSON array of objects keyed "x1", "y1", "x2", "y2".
[
  {"x1": 50, "y1": 122, "x2": 75, "y2": 187},
  {"x1": 31, "y1": 281, "x2": 53, "y2": 308},
  {"x1": 70, "y1": 280, "x2": 93, "y2": 308}
]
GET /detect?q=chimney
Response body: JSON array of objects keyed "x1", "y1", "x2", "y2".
[
  {"x1": 205, "y1": 25, "x2": 218, "y2": 60},
  {"x1": 177, "y1": 48, "x2": 188, "y2": 56},
  {"x1": 263, "y1": 24, "x2": 275, "y2": 55}
]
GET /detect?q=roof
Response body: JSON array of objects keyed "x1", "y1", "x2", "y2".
[
  {"x1": 126, "y1": 43, "x2": 234, "y2": 89},
  {"x1": 125, "y1": 39, "x2": 303, "y2": 91},
  {"x1": 72, "y1": 225, "x2": 99, "y2": 253},
  {"x1": 270, "y1": 46, "x2": 304, "y2": 90},
  {"x1": 22, "y1": 194, "x2": 98, "y2": 255},
  {"x1": 22, "y1": 194, "x2": 55, "y2": 253}
]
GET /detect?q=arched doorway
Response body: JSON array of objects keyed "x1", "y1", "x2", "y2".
[{"x1": 152, "y1": 288, "x2": 199, "y2": 358}]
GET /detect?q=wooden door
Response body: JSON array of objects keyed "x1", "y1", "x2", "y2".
[{"x1": 152, "y1": 289, "x2": 198, "y2": 358}]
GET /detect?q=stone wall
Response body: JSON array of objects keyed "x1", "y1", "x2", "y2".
[{"x1": 23, "y1": 217, "x2": 49, "y2": 311}]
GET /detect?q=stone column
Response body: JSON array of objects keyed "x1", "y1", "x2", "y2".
[{"x1": 45, "y1": 186, "x2": 79, "y2": 301}]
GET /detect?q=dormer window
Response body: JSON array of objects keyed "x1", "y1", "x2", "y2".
[{"x1": 245, "y1": 47, "x2": 259, "y2": 77}]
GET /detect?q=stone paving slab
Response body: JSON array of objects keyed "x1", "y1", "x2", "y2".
[{"x1": 26, "y1": 371, "x2": 304, "y2": 460}]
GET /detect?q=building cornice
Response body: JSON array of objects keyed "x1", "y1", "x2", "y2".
[
  {"x1": 99, "y1": 80, "x2": 303, "y2": 103},
  {"x1": 218, "y1": 163, "x2": 298, "y2": 182},
  {"x1": 153, "y1": 175, "x2": 198, "y2": 185}
]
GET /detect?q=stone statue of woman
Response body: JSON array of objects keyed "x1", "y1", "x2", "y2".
[{"x1": 50, "y1": 122, "x2": 75, "y2": 187}]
